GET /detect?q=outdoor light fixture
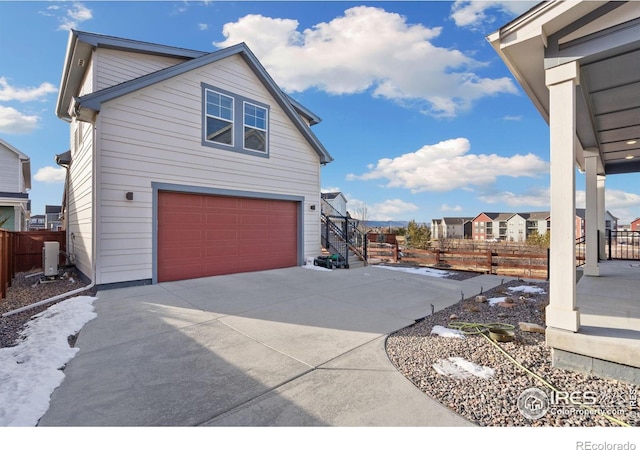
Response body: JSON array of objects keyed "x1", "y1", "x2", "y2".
[
  {"x1": 126, "y1": 192, "x2": 134, "y2": 200},
  {"x1": 310, "y1": 204, "x2": 316, "y2": 210},
  {"x1": 627, "y1": 140, "x2": 637, "y2": 145},
  {"x1": 625, "y1": 155, "x2": 634, "y2": 160}
]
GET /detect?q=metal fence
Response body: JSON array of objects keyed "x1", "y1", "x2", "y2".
[{"x1": 606, "y1": 230, "x2": 640, "y2": 260}]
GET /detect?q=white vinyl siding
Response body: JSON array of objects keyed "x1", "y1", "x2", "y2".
[
  {"x1": 94, "y1": 53, "x2": 321, "y2": 285},
  {"x1": 0, "y1": 147, "x2": 19, "y2": 192},
  {"x1": 67, "y1": 57, "x2": 95, "y2": 282},
  {"x1": 95, "y1": 48, "x2": 188, "y2": 91}
]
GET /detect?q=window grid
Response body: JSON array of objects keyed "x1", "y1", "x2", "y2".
[{"x1": 205, "y1": 89, "x2": 234, "y2": 146}]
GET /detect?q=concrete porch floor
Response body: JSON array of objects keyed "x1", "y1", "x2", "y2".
[{"x1": 546, "y1": 260, "x2": 640, "y2": 384}]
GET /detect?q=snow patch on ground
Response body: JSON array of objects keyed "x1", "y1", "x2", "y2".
[
  {"x1": 0, "y1": 296, "x2": 97, "y2": 426},
  {"x1": 488, "y1": 297, "x2": 507, "y2": 306},
  {"x1": 431, "y1": 325, "x2": 465, "y2": 339},
  {"x1": 433, "y1": 357, "x2": 495, "y2": 380},
  {"x1": 374, "y1": 265, "x2": 451, "y2": 278},
  {"x1": 508, "y1": 285, "x2": 546, "y2": 294}
]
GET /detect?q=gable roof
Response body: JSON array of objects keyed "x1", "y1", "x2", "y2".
[
  {"x1": 442, "y1": 217, "x2": 473, "y2": 225},
  {"x1": 57, "y1": 30, "x2": 332, "y2": 164},
  {"x1": 321, "y1": 192, "x2": 346, "y2": 201},
  {"x1": 0, "y1": 139, "x2": 31, "y2": 190}
]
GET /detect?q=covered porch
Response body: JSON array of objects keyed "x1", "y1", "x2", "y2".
[
  {"x1": 489, "y1": 1, "x2": 640, "y2": 382},
  {"x1": 551, "y1": 261, "x2": 640, "y2": 383}
]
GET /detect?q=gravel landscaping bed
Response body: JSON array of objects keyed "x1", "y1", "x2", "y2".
[
  {"x1": 386, "y1": 278, "x2": 640, "y2": 427},
  {"x1": 0, "y1": 269, "x2": 96, "y2": 348}
]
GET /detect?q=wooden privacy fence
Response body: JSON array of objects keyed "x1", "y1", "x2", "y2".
[
  {"x1": 13, "y1": 231, "x2": 66, "y2": 273},
  {"x1": 0, "y1": 230, "x2": 66, "y2": 301},
  {"x1": 371, "y1": 245, "x2": 549, "y2": 280}
]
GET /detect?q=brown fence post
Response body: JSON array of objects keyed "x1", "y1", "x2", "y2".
[
  {"x1": 487, "y1": 250, "x2": 493, "y2": 275},
  {"x1": 9, "y1": 230, "x2": 14, "y2": 284},
  {"x1": 435, "y1": 248, "x2": 440, "y2": 265}
]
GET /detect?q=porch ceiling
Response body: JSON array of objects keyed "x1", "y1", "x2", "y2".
[
  {"x1": 488, "y1": 1, "x2": 640, "y2": 176},
  {"x1": 579, "y1": 45, "x2": 640, "y2": 174}
]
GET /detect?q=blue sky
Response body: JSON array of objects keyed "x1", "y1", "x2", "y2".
[{"x1": 2, "y1": 1, "x2": 640, "y2": 225}]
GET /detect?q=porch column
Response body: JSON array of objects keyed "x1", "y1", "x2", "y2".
[
  {"x1": 545, "y1": 61, "x2": 580, "y2": 332},
  {"x1": 583, "y1": 149, "x2": 600, "y2": 276},
  {"x1": 13, "y1": 205, "x2": 21, "y2": 231},
  {"x1": 597, "y1": 175, "x2": 606, "y2": 260}
]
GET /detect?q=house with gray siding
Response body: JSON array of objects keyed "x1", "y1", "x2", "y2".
[
  {"x1": 56, "y1": 30, "x2": 332, "y2": 287},
  {"x1": 0, "y1": 139, "x2": 31, "y2": 231}
]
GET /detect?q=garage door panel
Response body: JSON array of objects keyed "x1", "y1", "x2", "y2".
[
  {"x1": 206, "y1": 196, "x2": 239, "y2": 209},
  {"x1": 205, "y1": 244, "x2": 239, "y2": 257},
  {"x1": 158, "y1": 192, "x2": 298, "y2": 282},
  {"x1": 206, "y1": 213, "x2": 238, "y2": 226},
  {"x1": 160, "y1": 230, "x2": 203, "y2": 243}
]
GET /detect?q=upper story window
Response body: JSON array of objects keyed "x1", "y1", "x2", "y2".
[
  {"x1": 205, "y1": 90, "x2": 234, "y2": 146},
  {"x1": 244, "y1": 102, "x2": 268, "y2": 153},
  {"x1": 202, "y1": 83, "x2": 270, "y2": 158}
]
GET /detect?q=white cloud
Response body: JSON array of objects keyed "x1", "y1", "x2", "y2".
[
  {"x1": 198, "y1": 23, "x2": 209, "y2": 31},
  {"x1": 347, "y1": 197, "x2": 418, "y2": 221},
  {"x1": 479, "y1": 187, "x2": 550, "y2": 207},
  {"x1": 503, "y1": 115, "x2": 522, "y2": 121},
  {"x1": 441, "y1": 204, "x2": 463, "y2": 212},
  {"x1": 0, "y1": 78, "x2": 57, "y2": 102},
  {"x1": 450, "y1": 1, "x2": 537, "y2": 28},
  {"x1": 0, "y1": 106, "x2": 39, "y2": 134},
  {"x1": 215, "y1": 6, "x2": 517, "y2": 117},
  {"x1": 347, "y1": 138, "x2": 549, "y2": 193},
  {"x1": 576, "y1": 189, "x2": 640, "y2": 210},
  {"x1": 57, "y1": 2, "x2": 92, "y2": 31},
  {"x1": 321, "y1": 186, "x2": 342, "y2": 194},
  {"x1": 34, "y1": 166, "x2": 66, "y2": 183}
]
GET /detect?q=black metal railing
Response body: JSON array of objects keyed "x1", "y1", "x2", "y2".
[
  {"x1": 576, "y1": 235, "x2": 585, "y2": 267},
  {"x1": 320, "y1": 199, "x2": 367, "y2": 266},
  {"x1": 606, "y1": 229, "x2": 640, "y2": 260}
]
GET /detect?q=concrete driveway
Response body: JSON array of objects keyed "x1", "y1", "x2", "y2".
[{"x1": 38, "y1": 265, "x2": 508, "y2": 426}]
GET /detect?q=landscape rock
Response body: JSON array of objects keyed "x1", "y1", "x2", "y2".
[
  {"x1": 386, "y1": 277, "x2": 639, "y2": 427},
  {"x1": 519, "y1": 322, "x2": 546, "y2": 334},
  {"x1": 498, "y1": 302, "x2": 517, "y2": 308},
  {"x1": 475, "y1": 295, "x2": 487, "y2": 303}
]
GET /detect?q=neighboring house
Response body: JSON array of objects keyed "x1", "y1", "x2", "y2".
[
  {"x1": 45, "y1": 205, "x2": 63, "y2": 231},
  {"x1": 631, "y1": 218, "x2": 640, "y2": 232},
  {"x1": 576, "y1": 208, "x2": 586, "y2": 239},
  {"x1": 441, "y1": 217, "x2": 473, "y2": 239},
  {"x1": 524, "y1": 211, "x2": 550, "y2": 239},
  {"x1": 321, "y1": 192, "x2": 347, "y2": 217},
  {"x1": 605, "y1": 210, "x2": 618, "y2": 233},
  {"x1": 472, "y1": 212, "x2": 512, "y2": 241},
  {"x1": 506, "y1": 213, "x2": 527, "y2": 242},
  {"x1": 55, "y1": 30, "x2": 332, "y2": 287},
  {"x1": 430, "y1": 219, "x2": 443, "y2": 240},
  {"x1": 29, "y1": 214, "x2": 46, "y2": 230},
  {"x1": 0, "y1": 139, "x2": 31, "y2": 231},
  {"x1": 506, "y1": 212, "x2": 550, "y2": 242}
]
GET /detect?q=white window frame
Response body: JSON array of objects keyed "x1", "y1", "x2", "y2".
[
  {"x1": 205, "y1": 88, "x2": 234, "y2": 147},
  {"x1": 243, "y1": 101, "x2": 268, "y2": 153}
]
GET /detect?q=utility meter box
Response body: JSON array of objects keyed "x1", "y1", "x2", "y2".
[{"x1": 43, "y1": 241, "x2": 59, "y2": 277}]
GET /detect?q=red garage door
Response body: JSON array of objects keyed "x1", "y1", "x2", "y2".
[{"x1": 158, "y1": 191, "x2": 298, "y2": 282}]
